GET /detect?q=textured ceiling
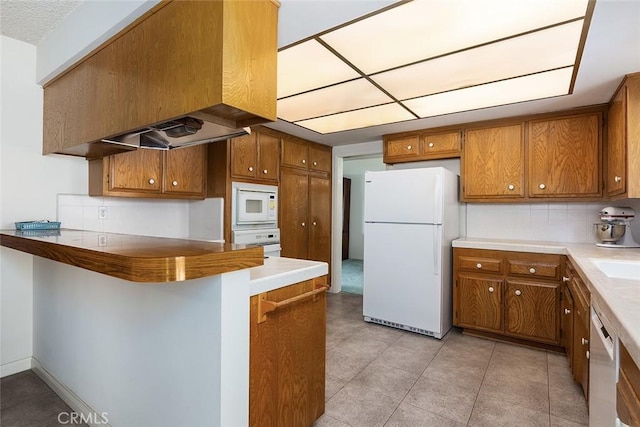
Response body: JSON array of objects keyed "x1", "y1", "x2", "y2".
[{"x1": 0, "y1": 0, "x2": 81, "y2": 45}]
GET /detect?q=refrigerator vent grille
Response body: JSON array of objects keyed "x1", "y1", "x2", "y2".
[{"x1": 365, "y1": 317, "x2": 436, "y2": 338}]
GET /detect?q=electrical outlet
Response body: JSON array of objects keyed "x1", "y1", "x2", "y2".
[
  {"x1": 98, "y1": 235, "x2": 107, "y2": 247},
  {"x1": 98, "y1": 206, "x2": 108, "y2": 219}
]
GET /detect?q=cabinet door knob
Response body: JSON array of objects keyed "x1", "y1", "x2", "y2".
[
  {"x1": 313, "y1": 161, "x2": 318, "y2": 166},
  {"x1": 301, "y1": 222, "x2": 306, "y2": 227},
  {"x1": 428, "y1": 142, "x2": 434, "y2": 148},
  {"x1": 614, "y1": 175, "x2": 622, "y2": 183},
  {"x1": 172, "y1": 180, "x2": 178, "y2": 187},
  {"x1": 148, "y1": 178, "x2": 155, "y2": 185},
  {"x1": 582, "y1": 338, "x2": 589, "y2": 346},
  {"x1": 407, "y1": 145, "x2": 412, "y2": 150},
  {"x1": 538, "y1": 183, "x2": 546, "y2": 190},
  {"x1": 488, "y1": 286, "x2": 494, "y2": 293},
  {"x1": 515, "y1": 290, "x2": 522, "y2": 296},
  {"x1": 564, "y1": 308, "x2": 571, "y2": 315},
  {"x1": 476, "y1": 263, "x2": 482, "y2": 269},
  {"x1": 248, "y1": 166, "x2": 254, "y2": 172},
  {"x1": 529, "y1": 267, "x2": 536, "y2": 274},
  {"x1": 263, "y1": 169, "x2": 268, "y2": 174},
  {"x1": 562, "y1": 276, "x2": 570, "y2": 282},
  {"x1": 313, "y1": 221, "x2": 317, "y2": 226},
  {"x1": 586, "y1": 350, "x2": 590, "y2": 360},
  {"x1": 508, "y1": 184, "x2": 515, "y2": 190},
  {"x1": 302, "y1": 159, "x2": 306, "y2": 164}
]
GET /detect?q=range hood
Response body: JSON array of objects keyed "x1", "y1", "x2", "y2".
[{"x1": 101, "y1": 112, "x2": 250, "y2": 151}]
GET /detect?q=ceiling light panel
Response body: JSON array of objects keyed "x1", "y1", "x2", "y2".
[
  {"x1": 277, "y1": 39, "x2": 361, "y2": 98},
  {"x1": 278, "y1": 78, "x2": 395, "y2": 122},
  {"x1": 403, "y1": 67, "x2": 574, "y2": 118},
  {"x1": 295, "y1": 103, "x2": 415, "y2": 134},
  {"x1": 320, "y1": 0, "x2": 589, "y2": 74},
  {"x1": 371, "y1": 20, "x2": 583, "y2": 100}
]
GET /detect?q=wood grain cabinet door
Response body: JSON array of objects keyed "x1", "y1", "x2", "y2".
[
  {"x1": 309, "y1": 145, "x2": 331, "y2": 173},
  {"x1": 164, "y1": 145, "x2": 206, "y2": 196},
  {"x1": 109, "y1": 149, "x2": 162, "y2": 194},
  {"x1": 231, "y1": 134, "x2": 258, "y2": 179},
  {"x1": 308, "y1": 176, "x2": 331, "y2": 264},
  {"x1": 505, "y1": 280, "x2": 560, "y2": 344},
  {"x1": 528, "y1": 113, "x2": 601, "y2": 198},
  {"x1": 257, "y1": 133, "x2": 279, "y2": 182},
  {"x1": 462, "y1": 124, "x2": 524, "y2": 199},
  {"x1": 454, "y1": 275, "x2": 503, "y2": 333},
  {"x1": 607, "y1": 86, "x2": 627, "y2": 196},
  {"x1": 561, "y1": 283, "x2": 574, "y2": 367},
  {"x1": 421, "y1": 131, "x2": 461, "y2": 158},
  {"x1": 384, "y1": 136, "x2": 420, "y2": 162},
  {"x1": 281, "y1": 138, "x2": 309, "y2": 169},
  {"x1": 279, "y1": 168, "x2": 309, "y2": 259}
]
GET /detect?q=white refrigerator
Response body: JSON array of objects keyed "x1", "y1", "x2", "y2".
[{"x1": 363, "y1": 167, "x2": 459, "y2": 339}]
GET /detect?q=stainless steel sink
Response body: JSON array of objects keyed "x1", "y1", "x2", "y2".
[{"x1": 590, "y1": 258, "x2": 640, "y2": 280}]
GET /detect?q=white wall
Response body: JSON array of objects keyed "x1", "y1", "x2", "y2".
[
  {"x1": 343, "y1": 157, "x2": 386, "y2": 259},
  {"x1": 0, "y1": 36, "x2": 88, "y2": 377}
]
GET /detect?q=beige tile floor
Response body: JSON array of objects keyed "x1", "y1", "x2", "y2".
[{"x1": 316, "y1": 292, "x2": 588, "y2": 427}]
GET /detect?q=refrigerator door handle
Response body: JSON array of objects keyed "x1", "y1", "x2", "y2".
[
  {"x1": 434, "y1": 174, "x2": 443, "y2": 224},
  {"x1": 433, "y1": 225, "x2": 441, "y2": 275}
]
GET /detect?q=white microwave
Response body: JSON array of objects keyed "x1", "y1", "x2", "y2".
[{"x1": 232, "y1": 182, "x2": 278, "y2": 228}]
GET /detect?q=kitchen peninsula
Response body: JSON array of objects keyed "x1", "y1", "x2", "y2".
[{"x1": 0, "y1": 229, "x2": 328, "y2": 427}]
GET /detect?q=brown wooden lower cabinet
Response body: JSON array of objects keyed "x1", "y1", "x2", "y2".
[
  {"x1": 249, "y1": 276, "x2": 327, "y2": 427},
  {"x1": 564, "y1": 258, "x2": 590, "y2": 399},
  {"x1": 453, "y1": 248, "x2": 562, "y2": 348},
  {"x1": 618, "y1": 340, "x2": 640, "y2": 426}
]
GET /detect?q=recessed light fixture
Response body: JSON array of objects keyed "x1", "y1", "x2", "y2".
[{"x1": 277, "y1": 0, "x2": 594, "y2": 134}]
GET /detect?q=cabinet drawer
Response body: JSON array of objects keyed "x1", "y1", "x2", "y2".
[
  {"x1": 507, "y1": 258, "x2": 560, "y2": 280},
  {"x1": 457, "y1": 255, "x2": 502, "y2": 274},
  {"x1": 422, "y1": 131, "x2": 461, "y2": 156}
]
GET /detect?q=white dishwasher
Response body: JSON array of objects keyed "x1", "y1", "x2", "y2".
[{"x1": 589, "y1": 299, "x2": 618, "y2": 427}]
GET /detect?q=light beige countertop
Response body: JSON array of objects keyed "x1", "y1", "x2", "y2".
[
  {"x1": 453, "y1": 238, "x2": 640, "y2": 367},
  {"x1": 249, "y1": 257, "x2": 328, "y2": 296}
]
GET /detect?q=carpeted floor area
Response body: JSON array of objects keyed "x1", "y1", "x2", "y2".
[{"x1": 341, "y1": 259, "x2": 363, "y2": 294}]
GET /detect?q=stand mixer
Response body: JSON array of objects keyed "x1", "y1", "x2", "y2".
[{"x1": 594, "y1": 207, "x2": 640, "y2": 248}]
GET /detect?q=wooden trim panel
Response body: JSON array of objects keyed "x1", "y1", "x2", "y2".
[{"x1": 0, "y1": 230, "x2": 263, "y2": 283}]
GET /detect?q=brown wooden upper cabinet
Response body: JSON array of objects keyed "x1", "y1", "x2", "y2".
[
  {"x1": 607, "y1": 72, "x2": 640, "y2": 199},
  {"x1": 43, "y1": 0, "x2": 278, "y2": 158},
  {"x1": 383, "y1": 130, "x2": 461, "y2": 164},
  {"x1": 462, "y1": 124, "x2": 525, "y2": 200},
  {"x1": 89, "y1": 145, "x2": 206, "y2": 199},
  {"x1": 528, "y1": 113, "x2": 601, "y2": 198},
  {"x1": 281, "y1": 137, "x2": 331, "y2": 174},
  {"x1": 231, "y1": 132, "x2": 279, "y2": 183}
]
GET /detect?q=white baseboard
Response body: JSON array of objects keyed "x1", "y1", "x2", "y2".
[
  {"x1": 32, "y1": 358, "x2": 112, "y2": 427},
  {"x1": 1, "y1": 357, "x2": 33, "y2": 378}
]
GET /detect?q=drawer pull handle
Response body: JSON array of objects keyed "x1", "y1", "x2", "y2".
[
  {"x1": 302, "y1": 159, "x2": 306, "y2": 164},
  {"x1": 564, "y1": 308, "x2": 571, "y2": 315},
  {"x1": 428, "y1": 142, "x2": 434, "y2": 148},
  {"x1": 614, "y1": 176, "x2": 622, "y2": 183},
  {"x1": 529, "y1": 268, "x2": 536, "y2": 274},
  {"x1": 582, "y1": 338, "x2": 589, "y2": 346},
  {"x1": 562, "y1": 276, "x2": 570, "y2": 282},
  {"x1": 488, "y1": 287, "x2": 494, "y2": 293},
  {"x1": 263, "y1": 169, "x2": 268, "y2": 174},
  {"x1": 313, "y1": 161, "x2": 318, "y2": 166},
  {"x1": 515, "y1": 290, "x2": 522, "y2": 296},
  {"x1": 257, "y1": 284, "x2": 329, "y2": 323},
  {"x1": 313, "y1": 221, "x2": 317, "y2": 226},
  {"x1": 476, "y1": 263, "x2": 482, "y2": 269},
  {"x1": 508, "y1": 184, "x2": 515, "y2": 190},
  {"x1": 301, "y1": 222, "x2": 306, "y2": 227},
  {"x1": 407, "y1": 145, "x2": 412, "y2": 150},
  {"x1": 586, "y1": 350, "x2": 590, "y2": 360},
  {"x1": 148, "y1": 178, "x2": 155, "y2": 185}
]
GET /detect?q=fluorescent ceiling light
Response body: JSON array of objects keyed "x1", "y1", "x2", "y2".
[
  {"x1": 278, "y1": 78, "x2": 394, "y2": 122},
  {"x1": 295, "y1": 103, "x2": 415, "y2": 134},
  {"x1": 277, "y1": 39, "x2": 360, "y2": 99},
  {"x1": 276, "y1": 0, "x2": 592, "y2": 134},
  {"x1": 402, "y1": 67, "x2": 574, "y2": 118},
  {"x1": 372, "y1": 20, "x2": 583, "y2": 101}
]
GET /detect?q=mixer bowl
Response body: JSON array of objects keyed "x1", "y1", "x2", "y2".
[{"x1": 594, "y1": 222, "x2": 626, "y2": 243}]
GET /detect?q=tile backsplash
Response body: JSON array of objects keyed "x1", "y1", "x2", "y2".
[
  {"x1": 466, "y1": 199, "x2": 640, "y2": 244},
  {"x1": 57, "y1": 194, "x2": 190, "y2": 239}
]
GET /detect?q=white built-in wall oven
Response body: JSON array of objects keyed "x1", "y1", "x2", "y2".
[{"x1": 231, "y1": 182, "x2": 280, "y2": 257}]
